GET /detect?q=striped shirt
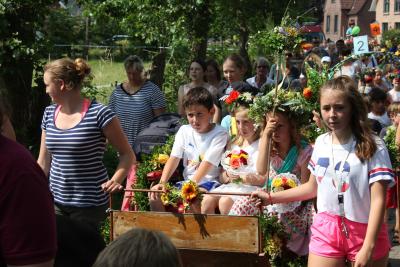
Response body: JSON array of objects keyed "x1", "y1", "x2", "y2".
[
  {"x1": 41, "y1": 101, "x2": 115, "y2": 207},
  {"x1": 108, "y1": 81, "x2": 166, "y2": 148}
]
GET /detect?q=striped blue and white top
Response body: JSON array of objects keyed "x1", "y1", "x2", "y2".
[
  {"x1": 108, "y1": 81, "x2": 166, "y2": 148},
  {"x1": 41, "y1": 101, "x2": 115, "y2": 207}
]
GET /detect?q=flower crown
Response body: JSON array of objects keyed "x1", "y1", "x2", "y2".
[
  {"x1": 248, "y1": 90, "x2": 312, "y2": 125},
  {"x1": 224, "y1": 90, "x2": 254, "y2": 107}
]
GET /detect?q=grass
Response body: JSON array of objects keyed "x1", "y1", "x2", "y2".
[{"x1": 87, "y1": 58, "x2": 153, "y2": 104}]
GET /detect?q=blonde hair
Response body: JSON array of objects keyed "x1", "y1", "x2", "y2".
[
  {"x1": 232, "y1": 105, "x2": 261, "y2": 146},
  {"x1": 388, "y1": 102, "x2": 400, "y2": 116},
  {"x1": 44, "y1": 58, "x2": 91, "y2": 90}
]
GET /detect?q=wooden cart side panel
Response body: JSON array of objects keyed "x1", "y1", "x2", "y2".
[{"x1": 112, "y1": 211, "x2": 260, "y2": 254}]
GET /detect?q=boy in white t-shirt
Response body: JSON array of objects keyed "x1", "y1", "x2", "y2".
[{"x1": 150, "y1": 87, "x2": 229, "y2": 212}]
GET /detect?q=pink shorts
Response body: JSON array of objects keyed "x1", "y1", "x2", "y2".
[{"x1": 309, "y1": 212, "x2": 390, "y2": 261}]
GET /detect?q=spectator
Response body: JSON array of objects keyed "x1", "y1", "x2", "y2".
[
  {"x1": 0, "y1": 101, "x2": 57, "y2": 267},
  {"x1": 108, "y1": 55, "x2": 166, "y2": 211},
  {"x1": 246, "y1": 57, "x2": 274, "y2": 89},
  {"x1": 93, "y1": 228, "x2": 182, "y2": 267},
  {"x1": 37, "y1": 58, "x2": 135, "y2": 229}
]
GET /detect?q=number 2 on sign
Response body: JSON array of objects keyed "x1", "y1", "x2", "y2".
[{"x1": 353, "y1": 35, "x2": 369, "y2": 55}]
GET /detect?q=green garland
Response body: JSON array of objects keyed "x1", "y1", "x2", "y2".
[
  {"x1": 134, "y1": 135, "x2": 176, "y2": 211},
  {"x1": 248, "y1": 90, "x2": 313, "y2": 126},
  {"x1": 259, "y1": 214, "x2": 306, "y2": 267},
  {"x1": 383, "y1": 126, "x2": 400, "y2": 169}
]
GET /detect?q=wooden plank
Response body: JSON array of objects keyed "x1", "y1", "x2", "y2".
[
  {"x1": 179, "y1": 250, "x2": 270, "y2": 267},
  {"x1": 112, "y1": 211, "x2": 260, "y2": 253}
]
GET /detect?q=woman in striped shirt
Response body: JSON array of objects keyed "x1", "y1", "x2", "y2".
[{"x1": 37, "y1": 58, "x2": 135, "y2": 229}]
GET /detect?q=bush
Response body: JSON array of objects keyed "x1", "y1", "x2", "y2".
[{"x1": 382, "y1": 29, "x2": 400, "y2": 47}]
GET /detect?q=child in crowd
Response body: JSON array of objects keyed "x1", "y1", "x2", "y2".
[
  {"x1": 252, "y1": 76, "x2": 394, "y2": 266},
  {"x1": 218, "y1": 54, "x2": 248, "y2": 118},
  {"x1": 368, "y1": 87, "x2": 391, "y2": 128},
  {"x1": 220, "y1": 82, "x2": 258, "y2": 138},
  {"x1": 178, "y1": 59, "x2": 220, "y2": 123},
  {"x1": 388, "y1": 75, "x2": 400, "y2": 103},
  {"x1": 149, "y1": 87, "x2": 229, "y2": 212},
  {"x1": 230, "y1": 92, "x2": 314, "y2": 257},
  {"x1": 202, "y1": 91, "x2": 264, "y2": 214}
]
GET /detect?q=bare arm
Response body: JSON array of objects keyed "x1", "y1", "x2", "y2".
[
  {"x1": 354, "y1": 180, "x2": 388, "y2": 266},
  {"x1": 178, "y1": 86, "x2": 185, "y2": 117},
  {"x1": 159, "y1": 156, "x2": 181, "y2": 184},
  {"x1": 191, "y1": 161, "x2": 215, "y2": 184},
  {"x1": 396, "y1": 122, "x2": 400, "y2": 147},
  {"x1": 101, "y1": 117, "x2": 135, "y2": 193},
  {"x1": 256, "y1": 117, "x2": 276, "y2": 175},
  {"x1": 37, "y1": 130, "x2": 51, "y2": 177},
  {"x1": 252, "y1": 174, "x2": 318, "y2": 206}
]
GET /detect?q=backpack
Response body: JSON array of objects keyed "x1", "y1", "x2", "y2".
[{"x1": 133, "y1": 113, "x2": 182, "y2": 160}]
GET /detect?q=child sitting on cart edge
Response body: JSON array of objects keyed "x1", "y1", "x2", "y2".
[{"x1": 149, "y1": 87, "x2": 229, "y2": 212}]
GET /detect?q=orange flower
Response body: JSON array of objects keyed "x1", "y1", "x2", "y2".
[
  {"x1": 303, "y1": 87, "x2": 312, "y2": 100},
  {"x1": 225, "y1": 90, "x2": 240, "y2": 104},
  {"x1": 230, "y1": 157, "x2": 241, "y2": 169},
  {"x1": 181, "y1": 182, "x2": 198, "y2": 202}
]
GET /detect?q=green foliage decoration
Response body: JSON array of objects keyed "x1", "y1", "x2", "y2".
[
  {"x1": 134, "y1": 135, "x2": 176, "y2": 211},
  {"x1": 248, "y1": 90, "x2": 313, "y2": 126},
  {"x1": 384, "y1": 126, "x2": 400, "y2": 169},
  {"x1": 259, "y1": 214, "x2": 306, "y2": 267}
]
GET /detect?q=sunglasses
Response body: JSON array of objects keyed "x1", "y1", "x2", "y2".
[{"x1": 257, "y1": 65, "x2": 267, "y2": 69}]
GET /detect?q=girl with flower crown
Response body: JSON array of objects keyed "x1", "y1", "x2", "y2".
[
  {"x1": 201, "y1": 91, "x2": 264, "y2": 214},
  {"x1": 229, "y1": 90, "x2": 314, "y2": 258}
]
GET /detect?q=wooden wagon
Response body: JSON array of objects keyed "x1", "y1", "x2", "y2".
[{"x1": 111, "y1": 210, "x2": 270, "y2": 267}]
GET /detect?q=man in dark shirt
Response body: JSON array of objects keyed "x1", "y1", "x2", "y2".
[{"x1": 0, "y1": 105, "x2": 57, "y2": 267}]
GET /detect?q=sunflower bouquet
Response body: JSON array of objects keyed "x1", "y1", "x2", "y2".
[
  {"x1": 160, "y1": 180, "x2": 203, "y2": 213},
  {"x1": 270, "y1": 173, "x2": 301, "y2": 213}
]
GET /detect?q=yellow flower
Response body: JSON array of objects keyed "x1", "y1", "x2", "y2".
[
  {"x1": 161, "y1": 193, "x2": 170, "y2": 206},
  {"x1": 157, "y1": 154, "x2": 169, "y2": 164},
  {"x1": 272, "y1": 178, "x2": 283, "y2": 188},
  {"x1": 287, "y1": 179, "x2": 297, "y2": 188},
  {"x1": 181, "y1": 181, "x2": 198, "y2": 202}
]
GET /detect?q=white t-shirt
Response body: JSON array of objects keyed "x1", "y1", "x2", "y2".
[
  {"x1": 308, "y1": 133, "x2": 394, "y2": 223},
  {"x1": 171, "y1": 124, "x2": 228, "y2": 182},
  {"x1": 368, "y1": 112, "x2": 392, "y2": 128},
  {"x1": 388, "y1": 89, "x2": 400, "y2": 103}
]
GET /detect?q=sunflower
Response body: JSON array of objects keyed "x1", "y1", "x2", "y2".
[{"x1": 181, "y1": 181, "x2": 198, "y2": 202}]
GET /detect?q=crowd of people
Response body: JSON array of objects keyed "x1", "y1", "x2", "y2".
[{"x1": 1, "y1": 36, "x2": 400, "y2": 267}]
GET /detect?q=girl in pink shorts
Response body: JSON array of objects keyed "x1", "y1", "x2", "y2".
[{"x1": 252, "y1": 76, "x2": 394, "y2": 267}]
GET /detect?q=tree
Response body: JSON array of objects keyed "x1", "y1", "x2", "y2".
[{"x1": 0, "y1": 0, "x2": 53, "y2": 147}]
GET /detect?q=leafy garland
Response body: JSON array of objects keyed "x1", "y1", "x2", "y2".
[
  {"x1": 248, "y1": 90, "x2": 313, "y2": 127},
  {"x1": 260, "y1": 214, "x2": 307, "y2": 267},
  {"x1": 383, "y1": 126, "x2": 400, "y2": 169},
  {"x1": 134, "y1": 135, "x2": 176, "y2": 211}
]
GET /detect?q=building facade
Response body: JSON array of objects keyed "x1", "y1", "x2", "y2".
[
  {"x1": 374, "y1": 0, "x2": 400, "y2": 32},
  {"x1": 324, "y1": 0, "x2": 375, "y2": 41}
]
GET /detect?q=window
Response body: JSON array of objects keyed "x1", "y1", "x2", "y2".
[
  {"x1": 396, "y1": 22, "x2": 400, "y2": 29},
  {"x1": 384, "y1": 0, "x2": 390, "y2": 13},
  {"x1": 382, "y1": 22, "x2": 389, "y2": 32},
  {"x1": 334, "y1": 15, "x2": 338, "y2": 33},
  {"x1": 396, "y1": 0, "x2": 400, "y2": 12},
  {"x1": 326, "y1": 15, "x2": 331, "y2": 33},
  {"x1": 332, "y1": 0, "x2": 336, "y2": 3}
]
